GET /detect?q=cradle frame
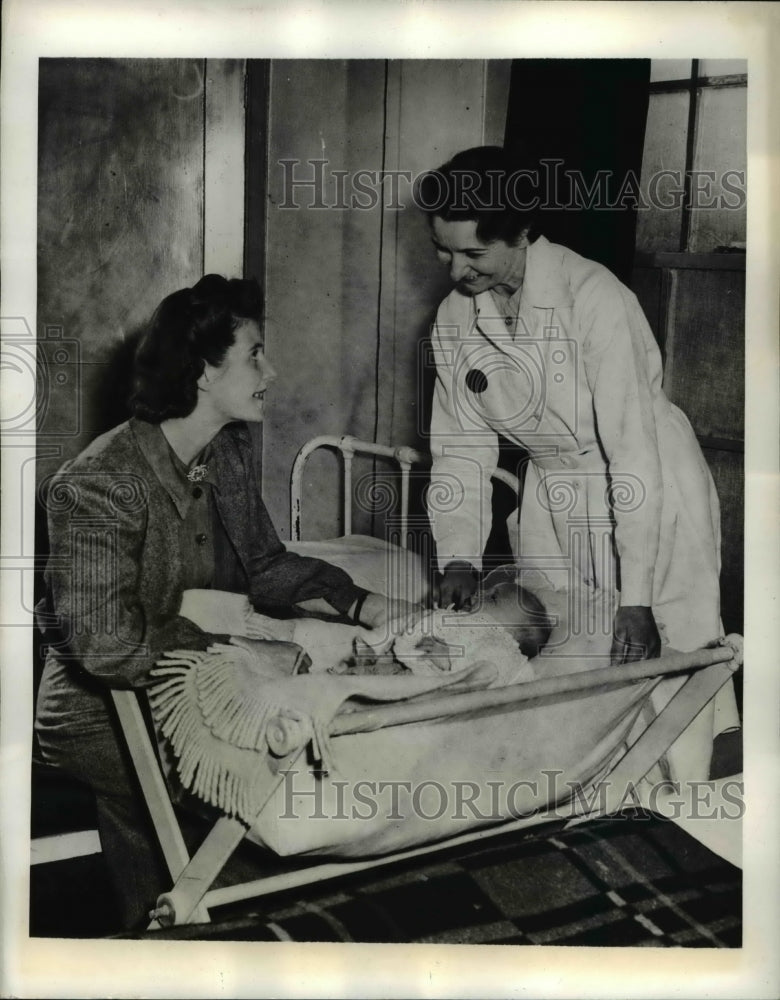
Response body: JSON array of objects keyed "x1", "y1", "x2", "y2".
[{"x1": 109, "y1": 435, "x2": 739, "y2": 930}]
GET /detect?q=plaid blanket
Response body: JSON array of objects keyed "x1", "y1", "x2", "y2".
[{"x1": 129, "y1": 809, "x2": 741, "y2": 946}]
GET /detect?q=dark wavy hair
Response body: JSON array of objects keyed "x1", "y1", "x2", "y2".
[
  {"x1": 130, "y1": 274, "x2": 264, "y2": 423},
  {"x1": 414, "y1": 145, "x2": 540, "y2": 246}
]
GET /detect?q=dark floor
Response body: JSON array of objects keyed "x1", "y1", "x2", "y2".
[
  {"x1": 29, "y1": 730, "x2": 743, "y2": 939},
  {"x1": 121, "y1": 809, "x2": 741, "y2": 946}
]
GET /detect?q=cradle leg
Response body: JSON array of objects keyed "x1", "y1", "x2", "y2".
[
  {"x1": 151, "y1": 815, "x2": 249, "y2": 927},
  {"x1": 579, "y1": 660, "x2": 738, "y2": 819},
  {"x1": 111, "y1": 691, "x2": 209, "y2": 925},
  {"x1": 111, "y1": 692, "x2": 191, "y2": 876}
]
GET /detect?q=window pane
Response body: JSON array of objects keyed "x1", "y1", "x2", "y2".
[
  {"x1": 650, "y1": 60, "x2": 692, "y2": 82},
  {"x1": 689, "y1": 85, "x2": 747, "y2": 252},
  {"x1": 636, "y1": 91, "x2": 690, "y2": 252},
  {"x1": 698, "y1": 59, "x2": 747, "y2": 78}
]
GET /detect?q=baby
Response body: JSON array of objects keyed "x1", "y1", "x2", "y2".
[
  {"x1": 476, "y1": 575, "x2": 553, "y2": 661},
  {"x1": 178, "y1": 574, "x2": 553, "y2": 678},
  {"x1": 344, "y1": 577, "x2": 553, "y2": 680}
]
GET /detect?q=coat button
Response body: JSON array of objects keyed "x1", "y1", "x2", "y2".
[
  {"x1": 504, "y1": 316, "x2": 513, "y2": 327},
  {"x1": 196, "y1": 533, "x2": 208, "y2": 546},
  {"x1": 465, "y1": 368, "x2": 488, "y2": 393},
  {"x1": 192, "y1": 486, "x2": 203, "y2": 500}
]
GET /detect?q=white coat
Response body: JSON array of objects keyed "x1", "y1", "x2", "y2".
[{"x1": 428, "y1": 236, "x2": 737, "y2": 779}]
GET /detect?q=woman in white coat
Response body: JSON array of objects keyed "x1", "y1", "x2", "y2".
[{"x1": 417, "y1": 146, "x2": 737, "y2": 780}]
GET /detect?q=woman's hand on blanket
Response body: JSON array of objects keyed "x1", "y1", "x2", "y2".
[
  {"x1": 610, "y1": 605, "x2": 662, "y2": 665},
  {"x1": 229, "y1": 635, "x2": 312, "y2": 675}
]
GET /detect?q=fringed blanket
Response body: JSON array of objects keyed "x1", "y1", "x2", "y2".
[{"x1": 149, "y1": 643, "x2": 503, "y2": 827}]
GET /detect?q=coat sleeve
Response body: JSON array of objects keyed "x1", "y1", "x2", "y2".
[
  {"x1": 41, "y1": 468, "x2": 226, "y2": 689},
  {"x1": 245, "y1": 500, "x2": 369, "y2": 617},
  {"x1": 580, "y1": 273, "x2": 665, "y2": 607},
  {"x1": 229, "y1": 438, "x2": 368, "y2": 617},
  {"x1": 428, "y1": 304, "x2": 498, "y2": 572}
]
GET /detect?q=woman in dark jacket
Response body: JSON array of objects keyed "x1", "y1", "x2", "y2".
[{"x1": 35, "y1": 274, "x2": 408, "y2": 928}]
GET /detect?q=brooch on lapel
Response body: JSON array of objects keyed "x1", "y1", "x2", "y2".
[{"x1": 187, "y1": 464, "x2": 208, "y2": 483}]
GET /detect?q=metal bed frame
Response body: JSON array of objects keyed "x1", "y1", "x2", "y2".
[{"x1": 289, "y1": 434, "x2": 521, "y2": 545}]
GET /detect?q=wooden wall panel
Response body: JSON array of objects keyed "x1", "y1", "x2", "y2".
[
  {"x1": 37, "y1": 58, "x2": 206, "y2": 486},
  {"x1": 204, "y1": 59, "x2": 246, "y2": 277},
  {"x1": 632, "y1": 260, "x2": 744, "y2": 633},
  {"x1": 631, "y1": 266, "x2": 663, "y2": 346},
  {"x1": 376, "y1": 60, "x2": 493, "y2": 451},
  {"x1": 261, "y1": 60, "x2": 506, "y2": 540},
  {"x1": 707, "y1": 448, "x2": 744, "y2": 635},
  {"x1": 663, "y1": 268, "x2": 745, "y2": 442},
  {"x1": 262, "y1": 60, "x2": 387, "y2": 540}
]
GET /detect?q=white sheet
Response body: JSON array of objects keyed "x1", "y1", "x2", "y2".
[{"x1": 288, "y1": 534, "x2": 430, "y2": 605}]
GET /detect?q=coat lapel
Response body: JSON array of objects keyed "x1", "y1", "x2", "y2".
[
  {"x1": 473, "y1": 297, "x2": 516, "y2": 352},
  {"x1": 470, "y1": 236, "x2": 575, "y2": 352}
]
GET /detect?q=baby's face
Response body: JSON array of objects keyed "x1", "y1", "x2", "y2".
[
  {"x1": 473, "y1": 582, "x2": 551, "y2": 659},
  {"x1": 480, "y1": 582, "x2": 536, "y2": 626}
]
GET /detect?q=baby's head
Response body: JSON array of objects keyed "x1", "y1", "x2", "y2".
[{"x1": 478, "y1": 577, "x2": 553, "y2": 660}]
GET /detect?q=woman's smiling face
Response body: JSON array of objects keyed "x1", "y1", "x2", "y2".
[
  {"x1": 200, "y1": 318, "x2": 277, "y2": 424},
  {"x1": 430, "y1": 216, "x2": 529, "y2": 296}
]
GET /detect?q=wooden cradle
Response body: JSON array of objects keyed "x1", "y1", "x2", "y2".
[{"x1": 107, "y1": 436, "x2": 740, "y2": 928}]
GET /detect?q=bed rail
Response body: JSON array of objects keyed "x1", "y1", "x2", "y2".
[{"x1": 290, "y1": 434, "x2": 521, "y2": 544}]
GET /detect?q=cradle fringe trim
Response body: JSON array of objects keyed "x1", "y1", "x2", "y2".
[{"x1": 149, "y1": 646, "x2": 321, "y2": 824}]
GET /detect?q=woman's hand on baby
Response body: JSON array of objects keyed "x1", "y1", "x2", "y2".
[{"x1": 610, "y1": 606, "x2": 661, "y2": 665}]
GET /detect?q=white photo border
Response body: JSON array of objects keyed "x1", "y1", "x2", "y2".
[{"x1": 2, "y1": 2, "x2": 778, "y2": 998}]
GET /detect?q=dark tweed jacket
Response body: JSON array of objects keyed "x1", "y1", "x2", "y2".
[{"x1": 37, "y1": 418, "x2": 367, "y2": 690}]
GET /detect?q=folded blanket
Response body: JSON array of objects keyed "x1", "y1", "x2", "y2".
[{"x1": 179, "y1": 589, "x2": 294, "y2": 641}]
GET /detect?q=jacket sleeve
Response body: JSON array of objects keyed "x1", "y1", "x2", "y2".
[
  {"x1": 231, "y1": 439, "x2": 368, "y2": 617},
  {"x1": 246, "y1": 500, "x2": 369, "y2": 617},
  {"x1": 41, "y1": 467, "x2": 227, "y2": 689},
  {"x1": 428, "y1": 305, "x2": 498, "y2": 572},
  {"x1": 580, "y1": 273, "x2": 664, "y2": 607}
]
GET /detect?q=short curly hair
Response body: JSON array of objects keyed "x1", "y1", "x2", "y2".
[
  {"x1": 414, "y1": 145, "x2": 540, "y2": 246},
  {"x1": 130, "y1": 274, "x2": 264, "y2": 423}
]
